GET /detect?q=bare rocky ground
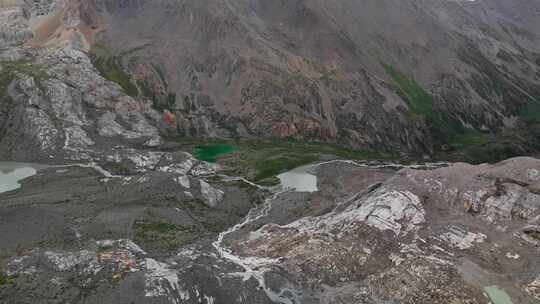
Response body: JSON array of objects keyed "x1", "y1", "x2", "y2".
[
  {"x1": 0, "y1": 159, "x2": 272, "y2": 304},
  {"x1": 1, "y1": 1, "x2": 540, "y2": 304},
  {"x1": 225, "y1": 159, "x2": 540, "y2": 303},
  {"x1": 2, "y1": 157, "x2": 540, "y2": 303}
]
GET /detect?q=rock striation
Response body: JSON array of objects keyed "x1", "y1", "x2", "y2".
[{"x1": 89, "y1": 0, "x2": 540, "y2": 156}]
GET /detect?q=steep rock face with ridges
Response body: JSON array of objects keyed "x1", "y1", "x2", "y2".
[
  {"x1": 0, "y1": 0, "x2": 164, "y2": 162},
  {"x1": 86, "y1": 0, "x2": 540, "y2": 156}
]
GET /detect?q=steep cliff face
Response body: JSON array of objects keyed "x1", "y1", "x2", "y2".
[
  {"x1": 0, "y1": 0, "x2": 164, "y2": 162},
  {"x1": 86, "y1": 0, "x2": 540, "y2": 155},
  {"x1": 3, "y1": 0, "x2": 540, "y2": 158}
]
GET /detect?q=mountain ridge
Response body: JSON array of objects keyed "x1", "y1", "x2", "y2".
[{"x1": 82, "y1": 0, "x2": 540, "y2": 158}]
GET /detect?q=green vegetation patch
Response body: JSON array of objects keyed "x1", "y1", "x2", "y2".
[
  {"x1": 383, "y1": 63, "x2": 434, "y2": 118},
  {"x1": 447, "y1": 129, "x2": 492, "y2": 150},
  {"x1": 0, "y1": 60, "x2": 49, "y2": 92},
  {"x1": 92, "y1": 57, "x2": 139, "y2": 97},
  {"x1": 181, "y1": 199, "x2": 239, "y2": 233},
  {"x1": 183, "y1": 138, "x2": 389, "y2": 183},
  {"x1": 517, "y1": 101, "x2": 540, "y2": 124},
  {"x1": 0, "y1": 271, "x2": 9, "y2": 286},
  {"x1": 382, "y1": 63, "x2": 471, "y2": 145},
  {"x1": 133, "y1": 219, "x2": 198, "y2": 252},
  {"x1": 383, "y1": 64, "x2": 464, "y2": 136},
  {"x1": 380, "y1": 63, "x2": 534, "y2": 163},
  {"x1": 90, "y1": 43, "x2": 139, "y2": 97},
  {"x1": 435, "y1": 129, "x2": 533, "y2": 164},
  {"x1": 135, "y1": 221, "x2": 179, "y2": 234},
  {"x1": 90, "y1": 43, "x2": 176, "y2": 112}
]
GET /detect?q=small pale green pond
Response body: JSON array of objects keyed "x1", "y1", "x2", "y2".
[
  {"x1": 194, "y1": 144, "x2": 237, "y2": 162},
  {"x1": 278, "y1": 164, "x2": 318, "y2": 192},
  {"x1": 483, "y1": 286, "x2": 513, "y2": 304},
  {"x1": 0, "y1": 162, "x2": 39, "y2": 194}
]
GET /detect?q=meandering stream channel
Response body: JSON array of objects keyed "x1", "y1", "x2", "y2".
[{"x1": 213, "y1": 164, "x2": 319, "y2": 304}]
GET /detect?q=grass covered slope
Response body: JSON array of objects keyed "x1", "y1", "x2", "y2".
[
  {"x1": 89, "y1": 43, "x2": 139, "y2": 97},
  {"x1": 383, "y1": 63, "x2": 464, "y2": 141},
  {"x1": 382, "y1": 63, "x2": 540, "y2": 164},
  {"x1": 185, "y1": 138, "x2": 389, "y2": 183}
]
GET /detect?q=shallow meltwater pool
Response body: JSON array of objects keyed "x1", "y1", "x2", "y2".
[
  {"x1": 277, "y1": 164, "x2": 318, "y2": 192},
  {"x1": 0, "y1": 162, "x2": 39, "y2": 194},
  {"x1": 483, "y1": 286, "x2": 513, "y2": 304}
]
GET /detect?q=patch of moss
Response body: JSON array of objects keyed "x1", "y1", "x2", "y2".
[
  {"x1": 450, "y1": 130, "x2": 491, "y2": 147},
  {"x1": 90, "y1": 42, "x2": 139, "y2": 97},
  {"x1": 252, "y1": 154, "x2": 319, "y2": 181},
  {"x1": 133, "y1": 219, "x2": 199, "y2": 252},
  {"x1": 184, "y1": 137, "x2": 389, "y2": 182},
  {"x1": 135, "y1": 221, "x2": 180, "y2": 234},
  {"x1": 92, "y1": 57, "x2": 139, "y2": 97},
  {"x1": 382, "y1": 63, "x2": 465, "y2": 142},
  {"x1": 0, "y1": 271, "x2": 8, "y2": 286},
  {"x1": 517, "y1": 101, "x2": 540, "y2": 124},
  {"x1": 382, "y1": 63, "x2": 434, "y2": 118},
  {"x1": 200, "y1": 218, "x2": 230, "y2": 233},
  {"x1": 0, "y1": 60, "x2": 49, "y2": 93},
  {"x1": 97, "y1": 244, "x2": 114, "y2": 251},
  {"x1": 435, "y1": 128, "x2": 534, "y2": 164}
]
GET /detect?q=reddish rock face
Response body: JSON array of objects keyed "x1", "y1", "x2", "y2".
[{"x1": 162, "y1": 110, "x2": 177, "y2": 126}]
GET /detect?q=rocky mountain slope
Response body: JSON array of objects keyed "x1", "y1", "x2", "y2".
[
  {"x1": 1, "y1": 1, "x2": 540, "y2": 304},
  {"x1": 88, "y1": 0, "x2": 540, "y2": 157},
  {"x1": 2, "y1": 0, "x2": 540, "y2": 160}
]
